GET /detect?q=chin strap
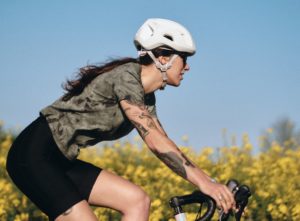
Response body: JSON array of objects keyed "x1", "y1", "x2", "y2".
[{"x1": 139, "y1": 50, "x2": 178, "y2": 90}]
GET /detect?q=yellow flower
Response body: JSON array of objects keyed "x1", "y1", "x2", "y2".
[
  {"x1": 1, "y1": 135, "x2": 13, "y2": 149},
  {"x1": 14, "y1": 213, "x2": 29, "y2": 221},
  {"x1": 201, "y1": 147, "x2": 214, "y2": 156},
  {"x1": 12, "y1": 199, "x2": 20, "y2": 207},
  {"x1": 151, "y1": 199, "x2": 161, "y2": 207},
  {"x1": 292, "y1": 203, "x2": 300, "y2": 216},
  {"x1": 267, "y1": 204, "x2": 273, "y2": 212},
  {"x1": 0, "y1": 128, "x2": 300, "y2": 220},
  {"x1": 0, "y1": 204, "x2": 6, "y2": 217},
  {"x1": 279, "y1": 204, "x2": 288, "y2": 215}
]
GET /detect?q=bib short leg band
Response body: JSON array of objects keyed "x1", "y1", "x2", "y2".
[{"x1": 6, "y1": 115, "x2": 102, "y2": 220}]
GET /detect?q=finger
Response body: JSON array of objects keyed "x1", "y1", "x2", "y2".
[
  {"x1": 218, "y1": 194, "x2": 229, "y2": 213},
  {"x1": 222, "y1": 186, "x2": 236, "y2": 209},
  {"x1": 214, "y1": 194, "x2": 223, "y2": 211},
  {"x1": 242, "y1": 206, "x2": 248, "y2": 216}
]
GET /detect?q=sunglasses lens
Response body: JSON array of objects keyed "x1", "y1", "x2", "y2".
[{"x1": 180, "y1": 54, "x2": 187, "y2": 64}]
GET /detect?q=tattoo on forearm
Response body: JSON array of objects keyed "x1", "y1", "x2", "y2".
[
  {"x1": 152, "y1": 150, "x2": 188, "y2": 179},
  {"x1": 181, "y1": 153, "x2": 195, "y2": 167}
]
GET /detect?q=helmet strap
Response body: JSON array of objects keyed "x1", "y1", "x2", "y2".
[{"x1": 146, "y1": 51, "x2": 178, "y2": 90}]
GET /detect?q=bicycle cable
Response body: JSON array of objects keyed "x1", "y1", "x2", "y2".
[{"x1": 195, "y1": 202, "x2": 203, "y2": 221}]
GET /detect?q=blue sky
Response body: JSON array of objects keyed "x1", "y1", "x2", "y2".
[{"x1": 1, "y1": 1, "x2": 299, "y2": 153}]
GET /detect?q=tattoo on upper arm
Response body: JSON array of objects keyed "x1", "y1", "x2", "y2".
[
  {"x1": 131, "y1": 119, "x2": 149, "y2": 138},
  {"x1": 123, "y1": 99, "x2": 147, "y2": 111},
  {"x1": 139, "y1": 113, "x2": 157, "y2": 130},
  {"x1": 157, "y1": 119, "x2": 163, "y2": 128},
  {"x1": 123, "y1": 99, "x2": 158, "y2": 138},
  {"x1": 155, "y1": 118, "x2": 168, "y2": 136}
]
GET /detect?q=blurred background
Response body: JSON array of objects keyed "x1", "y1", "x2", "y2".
[
  {"x1": 1, "y1": 2, "x2": 300, "y2": 220},
  {"x1": 1, "y1": 0, "x2": 299, "y2": 154}
]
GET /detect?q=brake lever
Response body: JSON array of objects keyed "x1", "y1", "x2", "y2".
[
  {"x1": 234, "y1": 185, "x2": 251, "y2": 221},
  {"x1": 218, "y1": 180, "x2": 251, "y2": 221}
]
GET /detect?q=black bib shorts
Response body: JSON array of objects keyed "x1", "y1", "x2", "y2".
[{"x1": 6, "y1": 115, "x2": 102, "y2": 220}]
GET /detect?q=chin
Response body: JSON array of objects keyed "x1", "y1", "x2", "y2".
[{"x1": 168, "y1": 82, "x2": 181, "y2": 87}]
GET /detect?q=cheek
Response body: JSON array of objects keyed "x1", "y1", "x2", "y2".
[
  {"x1": 168, "y1": 68, "x2": 180, "y2": 78},
  {"x1": 167, "y1": 60, "x2": 184, "y2": 79},
  {"x1": 173, "y1": 62, "x2": 184, "y2": 73}
]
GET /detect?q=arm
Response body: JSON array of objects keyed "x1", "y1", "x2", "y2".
[
  {"x1": 120, "y1": 99, "x2": 235, "y2": 214},
  {"x1": 121, "y1": 99, "x2": 208, "y2": 182},
  {"x1": 152, "y1": 117, "x2": 168, "y2": 137}
]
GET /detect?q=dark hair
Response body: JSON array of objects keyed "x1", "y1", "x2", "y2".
[{"x1": 62, "y1": 48, "x2": 175, "y2": 101}]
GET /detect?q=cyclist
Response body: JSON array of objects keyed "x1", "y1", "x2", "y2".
[{"x1": 6, "y1": 18, "x2": 235, "y2": 221}]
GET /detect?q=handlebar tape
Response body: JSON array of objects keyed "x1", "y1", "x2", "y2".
[{"x1": 169, "y1": 191, "x2": 216, "y2": 221}]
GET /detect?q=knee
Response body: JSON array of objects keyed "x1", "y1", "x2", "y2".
[
  {"x1": 125, "y1": 189, "x2": 151, "y2": 215},
  {"x1": 139, "y1": 191, "x2": 151, "y2": 211}
]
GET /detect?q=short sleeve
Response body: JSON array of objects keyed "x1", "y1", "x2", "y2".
[
  {"x1": 145, "y1": 92, "x2": 157, "y2": 117},
  {"x1": 114, "y1": 71, "x2": 144, "y2": 104}
]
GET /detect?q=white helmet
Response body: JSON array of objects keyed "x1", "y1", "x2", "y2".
[{"x1": 134, "y1": 18, "x2": 196, "y2": 55}]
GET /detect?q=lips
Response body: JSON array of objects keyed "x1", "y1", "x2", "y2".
[{"x1": 180, "y1": 73, "x2": 184, "y2": 80}]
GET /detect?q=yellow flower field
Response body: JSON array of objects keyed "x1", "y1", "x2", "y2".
[{"x1": 0, "y1": 133, "x2": 299, "y2": 220}]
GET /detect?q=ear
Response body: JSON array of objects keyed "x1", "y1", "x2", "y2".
[{"x1": 158, "y1": 56, "x2": 170, "y2": 65}]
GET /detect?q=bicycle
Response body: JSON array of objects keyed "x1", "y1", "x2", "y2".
[{"x1": 169, "y1": 179, "x2": 251, "y2": 221}]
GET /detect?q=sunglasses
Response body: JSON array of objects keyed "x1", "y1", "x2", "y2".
[{"x1": 177, "y1": 53, "x2": 188, "y2": 65}]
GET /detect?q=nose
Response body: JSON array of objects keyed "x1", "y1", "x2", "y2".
[{"x1": 184, "y1": 63, "x2": 190, "y2": 71}]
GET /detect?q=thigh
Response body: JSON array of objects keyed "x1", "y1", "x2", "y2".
[
  {"x1": 8, "y1": 156, "x2": 84, "y2": 221},
  {"x1": 55, "y1": 200, "x2": 97, "y2": 221},
  {"x1": 88, "y1": 170, "x2": 148, "y2": 212},
  {"x1": 65, "y1": 159, "x2": 102, "y2": 200},
  {"x1": 6, "y1": 117, "x2": 85, "y2": 220}
]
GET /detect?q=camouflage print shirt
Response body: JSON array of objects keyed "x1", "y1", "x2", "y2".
[{"x1": 40, "y1": 62, "x2": 156, "y2": 160}]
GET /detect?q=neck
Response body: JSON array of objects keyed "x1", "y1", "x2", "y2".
[{"x1": 140, "y1": 64, "x2": 164, "y2": 94}]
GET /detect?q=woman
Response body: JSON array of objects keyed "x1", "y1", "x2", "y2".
[{"x1": 6, "y1": 18, "x2": 235, "y2": 221}]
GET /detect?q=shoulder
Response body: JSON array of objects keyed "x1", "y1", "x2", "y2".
[
  {"x1": 110, "y1": 62, "x2": 144, "y2": 102},
  {"x1": 114, "y1": 62, "x2": 141, "y2": 80},
  {"x1": 91, "y1": 62, "x2": 141, "y2": 88},
  {"x1": 94, "y1": 62, "x2": 141, "y2": 83},
  {"x1": 121, "y1": 62, "x2": 141, "y2": 73},
  {"x1": 112, "y1": 62, "x2": 143, "y2": 87}
]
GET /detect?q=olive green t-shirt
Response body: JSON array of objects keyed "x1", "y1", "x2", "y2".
[{"x1": 40, "y1": 62, "x2": 156, "y2": 160}]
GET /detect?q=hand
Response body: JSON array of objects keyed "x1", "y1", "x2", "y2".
[{"x1": 199, "y1": 179, "x2": 236, "y2": 214}]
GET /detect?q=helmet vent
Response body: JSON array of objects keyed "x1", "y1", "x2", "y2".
[{"x1": 163, "y1": 34, "x2": 173, "y2": 41}]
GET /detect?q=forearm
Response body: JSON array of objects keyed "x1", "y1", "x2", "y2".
[{"x1": 144, "y1": 130, "x2": 212, "y2": 189}]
